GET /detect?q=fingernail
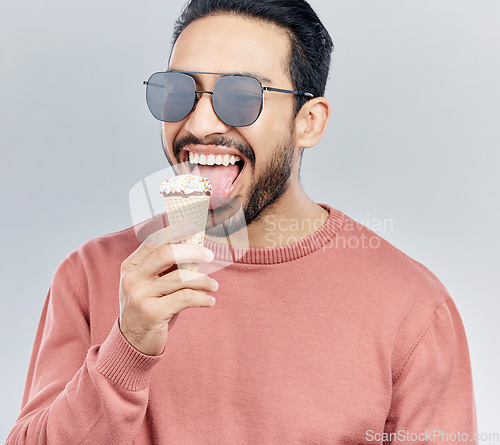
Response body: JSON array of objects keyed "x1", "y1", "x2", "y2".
[
  {"x1": 210, "y1": 296, "x2": 216, "y2": 306},
  {"x1": 181, "y1": 222, "x2": 199, "y2": 233},
  {"x1": 210, "y1": 278, "x2": 219, "y2": 290},
  {"x1": 169, "y1": 221, "x2": 197, "y2": 234},
  {"x1": 144, "y1": 228, "x2": 167, "y2": 245},
  {"x1": 204, "y1": 248, "x2": 215, "y2": 261}
]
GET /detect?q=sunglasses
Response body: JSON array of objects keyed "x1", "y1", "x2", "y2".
[{"x1": 143, "y1": 71, "x2": 314, "y2": 128}]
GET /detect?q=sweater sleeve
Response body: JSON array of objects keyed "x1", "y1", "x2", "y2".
[
  {"x1": 6, "y1": 258, "x2": 162, "y2": 444},
  {"x1": 384, "y1": 295, "x2": 478, "y2": 444}
]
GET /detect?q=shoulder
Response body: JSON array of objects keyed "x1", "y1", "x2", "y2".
[
  {"x1": 323, "y1": 207, "x2": 458, "y2": 361},
  {"x1": 329, "y1": 210, "x2": 449, "y2": 311},
  {"x1": 41, "y1": 225, "x2": 142, "y2": 325},
  {"x1": 66, "y1": 225, "x2": 141, "y2": 271},
  {"x1": 61, "y1": 213, "x2": 171, "y2": 294},
  {"x1": 65, "y1": 212, "x2": 167, "y2": 271},
  {"x1": 332, "y1": 210, "x2": 461, "y2": 375}
]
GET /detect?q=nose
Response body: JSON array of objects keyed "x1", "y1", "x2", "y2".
[{"x1": 184, "y1": 90, "x2": 231, "y2": 139}]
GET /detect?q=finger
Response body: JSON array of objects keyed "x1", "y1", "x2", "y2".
[
  {"x1": 144, "y1": 222, "x2": 200, "y2": 245},
  {"x1": 133, "y1": 243, "x2": 214, "y2": 281},
  {"x1": 123, "y1": 222, "x2": 199, "y2": 270},
  {"x1": 148, "y1": 269, "x2": 219, "y2": 297},
  {"x1": 162, "y1": 288, "x2": 216, "y2": 315}
]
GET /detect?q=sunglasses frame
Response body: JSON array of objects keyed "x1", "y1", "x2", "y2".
[{"x1": 143, "y1": 71, "x2": 314, "y2": 127}]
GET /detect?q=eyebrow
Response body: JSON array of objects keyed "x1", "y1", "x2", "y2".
[{"x1": 166, "y1": 69, "x2": 273, "y2": 85}]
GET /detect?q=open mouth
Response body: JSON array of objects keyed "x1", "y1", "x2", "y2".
[{"x1": 181, "y1": 149, "x2": 246, "y2": 205}]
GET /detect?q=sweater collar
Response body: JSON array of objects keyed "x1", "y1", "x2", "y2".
[{"x1": 203, "y1": 204, "x2": 344, "y2": 265}]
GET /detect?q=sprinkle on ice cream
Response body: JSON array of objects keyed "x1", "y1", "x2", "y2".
[{"x1": 160, "y1": 174, "x2": 212, "y2": 196}]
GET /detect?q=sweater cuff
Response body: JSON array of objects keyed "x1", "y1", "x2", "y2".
[{"x1": 96, "y1": 319, "x2": 163, "y2": 391}]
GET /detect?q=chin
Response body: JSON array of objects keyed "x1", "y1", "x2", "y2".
[{"x1": 206, "y1": 197, "x2": 248, "y2": 237}]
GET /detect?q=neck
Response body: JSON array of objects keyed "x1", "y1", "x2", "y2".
[{"x1": 250, "y1": 180, "x2": 328, "y2": 248}]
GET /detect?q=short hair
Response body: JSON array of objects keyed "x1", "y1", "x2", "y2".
[{"x1": 171, "y1": 0, "x2": 334, "y2": 116}]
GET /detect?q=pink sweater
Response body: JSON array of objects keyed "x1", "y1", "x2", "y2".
[{"x1": 8, "y1": 205, "x2": 477, "y2": 444}]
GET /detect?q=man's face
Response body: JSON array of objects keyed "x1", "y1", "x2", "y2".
[{"x1": 162, "y1": 13, "x2": 299, "y2": 235}]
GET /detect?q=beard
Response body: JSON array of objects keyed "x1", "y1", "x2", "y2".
[{"x1": 205, "y1": 133, "x2": 295, "y2": 238}]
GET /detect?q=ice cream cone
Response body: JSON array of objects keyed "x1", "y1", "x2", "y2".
[
  {"x1": 163, "y1": 194, "x2": 210, "y2": 271},
  {"x1": 160, "y1": 175, "x2": 212, "y2": 272}
]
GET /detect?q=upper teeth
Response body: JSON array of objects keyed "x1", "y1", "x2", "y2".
[{"x1": 189, "y1": 152, "x2": 241, "y2": 166}]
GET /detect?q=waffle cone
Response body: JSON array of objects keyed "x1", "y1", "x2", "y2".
[{"x1": 163, "y1": 194, "x2": 210, "y2": 272}]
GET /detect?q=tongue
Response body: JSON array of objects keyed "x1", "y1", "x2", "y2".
[{"x1": 192, "y1": 164, "x2": 240, "y2": 198}]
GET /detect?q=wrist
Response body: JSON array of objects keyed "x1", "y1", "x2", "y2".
[{"x1": 96, "y1": 319, "x2": 163, "y2": 390}]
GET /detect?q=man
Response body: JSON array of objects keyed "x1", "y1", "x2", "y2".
[{"x1": 8, "y1": 0, "x2": 477, "y2": 443}]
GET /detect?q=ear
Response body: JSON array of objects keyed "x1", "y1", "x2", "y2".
[{"x1": 294, "y1": 97, "x2": 331, "y2": 149}]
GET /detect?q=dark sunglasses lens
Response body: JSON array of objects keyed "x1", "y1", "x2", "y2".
[
  {"x1": 146, "y1": 72, "x2": 196, "y2": 122},
  {"x1": 213, "y1": 76, "x2": 263, "y2": 127}
]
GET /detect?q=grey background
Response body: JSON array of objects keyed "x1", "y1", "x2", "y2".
[{"x1": 1, "y1": 0, "x2": 498, "y2": 442}]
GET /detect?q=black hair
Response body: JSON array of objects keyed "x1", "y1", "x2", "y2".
[{"x1": 171, "y1": 0, "x2": 334, "y2": 116}]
